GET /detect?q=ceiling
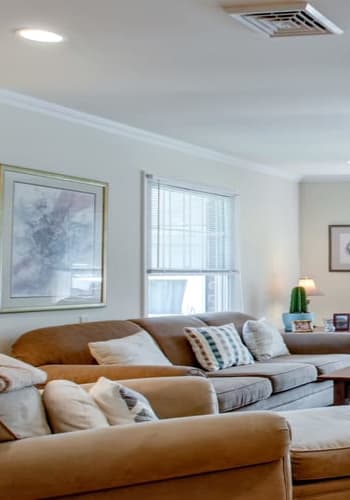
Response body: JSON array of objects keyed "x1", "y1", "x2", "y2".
[{"x1": 1, "y1": 0, "x2": 350, "y2": 180}]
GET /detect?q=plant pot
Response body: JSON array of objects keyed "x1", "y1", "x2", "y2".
[{"x1": 282, "y1": 312, "x2": 315, "y2": 332}]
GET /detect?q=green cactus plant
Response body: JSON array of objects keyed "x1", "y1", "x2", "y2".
[{"x1": 289, "y1": 286, "x2": 308, "y2": 313}]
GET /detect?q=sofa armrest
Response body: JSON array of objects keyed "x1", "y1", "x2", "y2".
[
  {"x1": 282, "y1": 333, "x2": 350, "y2": 354},
  {"x1": 0, "y1": 412, "x2": 291, "y2": 500},
  {"x1": 82, "y1": 376, "x2": 218, "y2": 418},
  {"x1": 40, "y1": 364, "x2": 205, "y2": 384}
]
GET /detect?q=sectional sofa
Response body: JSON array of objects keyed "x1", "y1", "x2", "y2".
[{"x1": 12, "y1": 311, "x2": 350, "y2": 412}]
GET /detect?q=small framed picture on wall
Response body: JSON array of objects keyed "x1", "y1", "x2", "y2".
[{"x1": 333, "y1": 313, "x2": 350, "y2": 332}]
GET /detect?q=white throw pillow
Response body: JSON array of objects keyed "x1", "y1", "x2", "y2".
[
  {"x1": 0, "y1": 353, "x2": 47, "y2": 393},
  {"x1": 43, "y1": 380, "x2": 109, "y2": 433},
  {"x1": 88, "y1": 330, "x2": 171, "y2": 366},
  {"x1": 184, "y1": 323, "x2": 254, "y2": 372},
  {"x1": 0, "y1": 386, "x2": 51, "y2": 441},
  {"x1": 90, "y1": 377, "x2": 159, "y2": 425},
  {"x1": 242, "y1": 319, "x2": 290, "y2": 361}
]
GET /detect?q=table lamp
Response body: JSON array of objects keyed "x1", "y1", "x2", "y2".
[{"x1": 298, "y1": 277, "x2": 323, "y2": 312}]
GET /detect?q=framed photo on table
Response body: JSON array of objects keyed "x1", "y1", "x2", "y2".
[
  {"x1": 0, "y1": 164, "x2": 107, "y2": 312},
  {"x1": 292, "y1": 319, "x2": 314, "y2": 333},
  {"x1": 333, "y1": 313, "x2": 350, "y2": 332},
  {"x1": 329, "y1": 225, "x2": 350, "y2": 271}
]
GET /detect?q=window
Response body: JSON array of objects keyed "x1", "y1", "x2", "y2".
[{"x1": 144, "y1": 175, "x2": 242, "y2": 316}]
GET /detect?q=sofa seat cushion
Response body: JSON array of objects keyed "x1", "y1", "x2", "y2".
[
  {"x1": 210, "y1": 377, "x2": 272, "y2": 412},
  {"x1": 268, "y1": 354, "x2": 350, "y2": 375},
  {"x1": 281, "y1": 406, "x2": 350, "y2": 482},
  {"x1": 208, "y1": 363, "x2": 317, "y2": 393}
]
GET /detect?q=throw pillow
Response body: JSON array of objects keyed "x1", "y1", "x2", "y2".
[
  {"x1": 43, "y1": 380, "x2": 109, "y2": 433},
  {"x1": 0, "y1": 353, "x2": 47, "y2": 393},
  {"x1": 88, "y1": 330, "x2": 171, "y2": 366},
  {"x1": 242, "y1": 319, "x2": 290, "y2": 361},
  {"x1": 184, "y1": 323, "x2": 254, "y2": 372},
  {"x1": 90, "y1": 377, "x2": 159, "y2": 425},
  {"x1": 0, "y1": 386, "x2": 51, "y2": 441}
]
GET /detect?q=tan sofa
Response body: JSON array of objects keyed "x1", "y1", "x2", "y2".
[
  {"x1": 0, "y1": 376, "x2": 292, "y2": 500},
  {"x1": 12, "y1": 312, "x2": 350, "y2": 412}
]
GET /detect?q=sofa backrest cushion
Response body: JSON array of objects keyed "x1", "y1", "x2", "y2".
[
  {"x1": 12, "y1": 321, "x2": 142, "y2": 367},
  {"x1": 131, "y1": 316, "x2": 207, "y2": 366},
  {"x1": 196, "y1": 312, "x2": 256, "y2": 337},
  {"x1": 11, "y1": 312, "x2": 256, "y2": 368}
]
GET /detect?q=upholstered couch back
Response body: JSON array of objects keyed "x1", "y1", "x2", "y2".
[{"x1": 12, "y1": 312, "x2": 255, "y2": 367}]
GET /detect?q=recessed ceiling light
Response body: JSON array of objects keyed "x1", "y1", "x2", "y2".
[{"x1": 16, "y1": 29, "x2": 63, "y2": 43}]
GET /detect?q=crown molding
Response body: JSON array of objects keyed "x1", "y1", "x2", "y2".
[{"x1": 0, "y1": 89, "x2": 299, "y2": 181}]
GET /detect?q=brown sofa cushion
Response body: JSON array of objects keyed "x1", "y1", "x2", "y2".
[
  {"x1": 267, "y1": 354, "x2": 350, "y2": 375},
  {"x1": 211, "y1": 377, "x2": 272, "y2": 412},
  {"x1": 11, "y1": 321, "x2": 142, "y2": 366},
  {"x1": 208, "y1": 363, "x2": 317, "y2": 393},
  {"x1": 131, "y1": 316, "x2": 207, "y2": 366},
  {"x1": 196, "y1": 312, "x2": 256, "y2": 337},
  {"x1": 282, "y1": 406, "x2": 350, "y2": 482}
]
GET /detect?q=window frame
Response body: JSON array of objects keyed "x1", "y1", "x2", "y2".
[{"x1": 141, "y1": 172, "x2": 242, "y2": 317}]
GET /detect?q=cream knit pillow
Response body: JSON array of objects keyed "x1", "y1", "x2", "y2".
[
  {"x1": 242, "y1": 319, "x2": 290, "y2": 361},
  {"x1": 43, "y1": 380, "x2": 109, "y2": 433},
  {"x1": 88, "y1": 330, "x2": 171, "y2": 366},
  {"x1": 90, "y1": 377, "x2": 158, "y2": 425}
]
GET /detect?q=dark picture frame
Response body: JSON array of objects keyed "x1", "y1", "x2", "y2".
[
  {"x1": 329, "y1": 225, "x2": 350, "y2": 272},
  {"x1": 333, "y1": 313, "x2": 350, "y2": 332}
]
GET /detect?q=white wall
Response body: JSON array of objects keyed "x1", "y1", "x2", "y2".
[
  {"x1": 0, "y1": 101, "x2": 299, "y2": 353},
  {"x1": 300, "y1": 181, "x2": 350, "y2": 323}
]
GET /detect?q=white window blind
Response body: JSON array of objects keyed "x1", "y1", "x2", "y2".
[{"x1": 145, "y1": 175, "x2": 242, "y2": 316}]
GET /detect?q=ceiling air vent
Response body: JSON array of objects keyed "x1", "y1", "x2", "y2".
[{"x1": 224, "y1": 2, "x2": 343, "y2": 38}]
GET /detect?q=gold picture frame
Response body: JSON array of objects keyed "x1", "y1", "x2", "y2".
[{"x1": 0, "y1": 164, "x2": 108, "y2": 312}]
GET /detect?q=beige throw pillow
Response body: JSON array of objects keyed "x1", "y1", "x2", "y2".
[
  {"x1": 90, "y1": 377, "x2": 159, "y2": 425},
  {"x1": 0, "y1": 353, "x2": 47, "y2": 393},
  {"x1": 242, "y1": 319, "x2": 290, "y2": 361},
  {"x1": 43, "y1": 380, "x2": 109, "y2": 433},
  {"x1": 88, "y1": 330, "x2": 171, "y2": 366},
  {"x1": 0, "y1": 386, "x2": 51, "y2": 441}
]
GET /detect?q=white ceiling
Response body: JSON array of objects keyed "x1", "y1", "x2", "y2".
[{"x1": 1, "y1": 0, "x2": 350, "y2": 180}]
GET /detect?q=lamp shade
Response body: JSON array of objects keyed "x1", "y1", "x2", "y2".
[{"x1": 298, "y1": 277, "x2": 323, "y2": 297}]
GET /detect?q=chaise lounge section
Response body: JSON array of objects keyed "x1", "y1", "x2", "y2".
[{"x1": 12, "y1": 312, "x2": 350, "y2": 412}]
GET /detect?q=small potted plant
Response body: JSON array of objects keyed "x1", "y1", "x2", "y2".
[{"x1": 282, "y1": 286, "x2": 315, "y2": 332}]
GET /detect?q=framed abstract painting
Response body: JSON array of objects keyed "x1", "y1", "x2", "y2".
[
  {"x1": 329, "y1": 225, "x2": 350, "y2": 272},
  {"x1": 0, "y1": 164, "x2": 107, "y2": 312}
]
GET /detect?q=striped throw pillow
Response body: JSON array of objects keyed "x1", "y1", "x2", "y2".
[{"x1": 184, "y1": 323, "x2": 254, "y2": 372}]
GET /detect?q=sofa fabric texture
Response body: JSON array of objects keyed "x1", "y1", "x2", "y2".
[
  {"x1": 267, "y1": 353, "x2": 350, "y2": 375},
  {"x1": 211, "y1": 376, "x2": 272, "y2": 412},
  {"x1": 282, "y1": 406, "x2": 350, "y2": 482},
  {"x1": 208, "y1": 362, "x2": 317, "y2": 393}
]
